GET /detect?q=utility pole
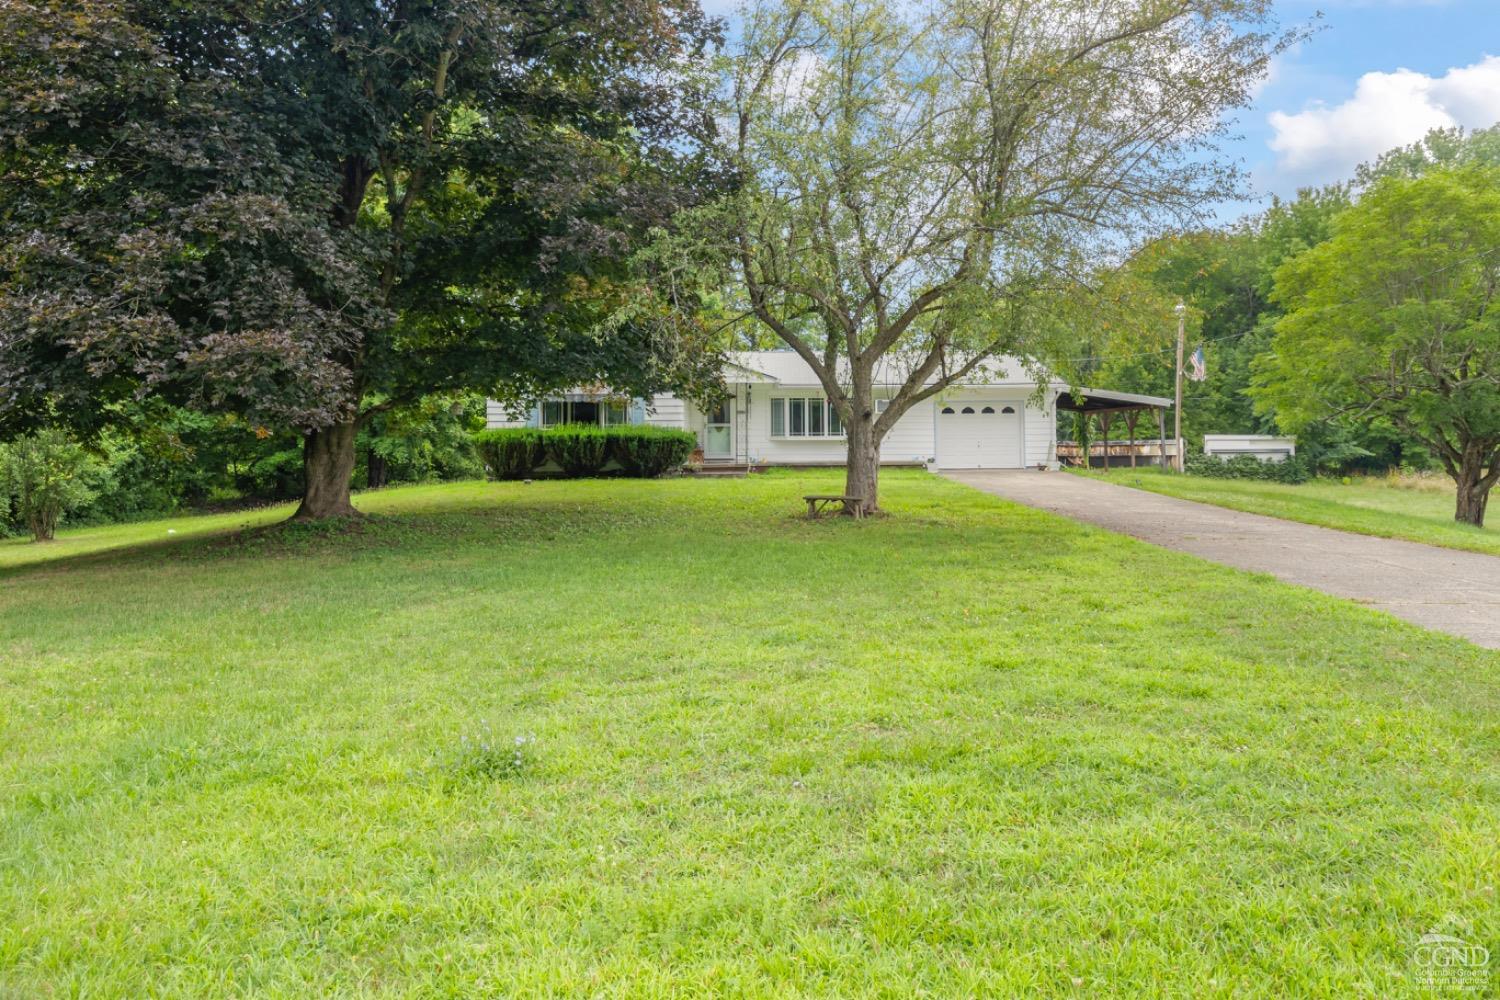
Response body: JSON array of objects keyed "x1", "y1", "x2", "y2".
[{"x1": 1173, "y1": 300, "x2": 1186, "y2": 472}]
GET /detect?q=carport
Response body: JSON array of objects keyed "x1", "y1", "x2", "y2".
[{"x1": 1056, "y1": 387, "x2": 1174, "y2": 469}]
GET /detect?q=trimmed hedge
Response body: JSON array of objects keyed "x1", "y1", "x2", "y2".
[
  {"x1": 473, "y1": 425, "x2": 696, "y2": 480},
  {"x1": 472, "y1": 429, "x2": 547, "y2": 480},
  {"x1": 1185, "y1": 451, "x2": 1311, "y2": 484},
  {"x1": 548, "y1": 424, "x2": 611, "y2": 477},
  {"x1": 609, "y1": 425, "x2": 697, "y2": 477}
]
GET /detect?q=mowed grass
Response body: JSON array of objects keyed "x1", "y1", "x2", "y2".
[
  {"x1": 1074, "y1": 466, "x2": 1500, "y2": 556},
  {"x1": 2, "y1": 471, "x2": 1497, "y2": 998},
  {"x1": 0, "y1": 502, "x2": 297, "y2": 570}
]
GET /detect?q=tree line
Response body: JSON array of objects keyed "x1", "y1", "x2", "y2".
[{"x1": 1083, "y1": 126, "x2": 1500, "y2": 525}]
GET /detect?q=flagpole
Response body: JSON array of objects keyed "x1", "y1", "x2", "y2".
[{"x1": 1173, "y1": 300, "x2": 1186, "y2": 473}]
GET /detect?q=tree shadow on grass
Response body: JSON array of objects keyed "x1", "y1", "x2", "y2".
[
  {"x1": 0, "y1": 498, "x2": 686, "y2": 584},
  {"x1": 1, "y1": 473, "x2": 1108, "y2": 586},
  {"x1": 0, "y1": 514, "x2": 363, "y2": 583}
]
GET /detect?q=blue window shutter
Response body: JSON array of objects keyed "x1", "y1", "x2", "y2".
[
  {"x1": 630, "y1": 399, "x2": 647, "y2": 424},
  {"x1": 525, "y1": 404, "x2": 541, "y2": 428}
]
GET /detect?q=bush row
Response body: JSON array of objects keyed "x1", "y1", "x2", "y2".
[
  {"x1": 472, "y1": 426, "x2": 696, "y2": 480},
  {"x1": 1185, "y1": 451, "x2": 1312, "y2": 484}
]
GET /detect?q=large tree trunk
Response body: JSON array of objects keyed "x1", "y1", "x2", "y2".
[
  {"x1": 294, "y1": 419, "x2": 360, "y2": 520},
  {"x1": 28, "y1": 507, "x2": 57, "y2": 542},
  {"x1": 844, "y1": 387, "x2": 881, "y2": 515},
  {"x1": 1454, "y1": 458, "x2": 1490, "y2": 527}
]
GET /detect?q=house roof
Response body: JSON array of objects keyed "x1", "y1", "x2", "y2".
[
  {"x1": 722, "y1": 351, "x2": 1170, "y2": 410},
  {"x1": 723, "y1": 358, "x2": 779, "y2": 383},
  {"x1": 724, "y1": 350, "x2": 1038, "y2": 388}
]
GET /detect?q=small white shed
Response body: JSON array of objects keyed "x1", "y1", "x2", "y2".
[{"x1": 1202, "y1": 434, "x2": 1297, "y2": 463}]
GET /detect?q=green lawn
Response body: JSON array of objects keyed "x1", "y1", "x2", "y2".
[
  {"x1": 2, "y1": 471, "x2": 1497, "y2": 997},
  {"x1": 1074, "y1": 466, "x2": 1500, "y2": 556}
]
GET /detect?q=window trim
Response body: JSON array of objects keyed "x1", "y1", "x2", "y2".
[
  {"x1": 769, "y1": 396, "x2": 846, "y2": 439},
  {"x1": 539, "y1": 398, "x2": 629, "y2": 428}
]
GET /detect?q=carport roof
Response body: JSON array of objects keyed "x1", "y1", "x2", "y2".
[{"x1": 1055, "y1": 387, "x2": 1172, "y2": 413}]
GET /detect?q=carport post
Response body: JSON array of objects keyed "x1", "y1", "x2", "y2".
[
  {"x1": 1156, "y1": 409, "x2": 1167, "y2": 469},
  {"x1": 1125, "y1": 411, "x2": 1139, "y2": 468},
  {"x1": 1099, "y1": 412, "x2": 1111, "y2": 473}
]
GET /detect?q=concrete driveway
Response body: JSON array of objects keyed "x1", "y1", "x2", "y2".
[{"x1": 944, "y1": 469, "x2": 1500, "y2": 649}]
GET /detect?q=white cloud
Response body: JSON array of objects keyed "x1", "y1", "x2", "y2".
[{"x1": 1266, "y1": 55, "x2": 1500, "y2": 187}]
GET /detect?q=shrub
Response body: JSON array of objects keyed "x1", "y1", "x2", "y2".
[
  {"x1": 237, "y1": 447, "x2": 306, "y2": 500},
  {"x1": 0, "y1": 429, "x2": 105, "y2": 541},
  {"x1": 472, "y1": 424, "x2": 698, "y2": 479},
  {"x1": 609, "y1": 426, "x2": 696, "y2": 477},
  {"x1": 1185, "y1": 451, "x2": 1311, "y2": 484},
  {"x1": 361, "y1": 393, "x2": 487, "y2": 487},
  {"x1": 544, "y1": 425, "x2": 611, "y2": 477},
  {"x1": 473, "y1": 428, "x2": 547, "y2": 480},
  {"x1": 88, "y1": 437, "x2": 185, "y2": 521}
]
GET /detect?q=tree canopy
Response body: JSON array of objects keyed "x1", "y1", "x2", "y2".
[
  {"x1": 0, "y1": 0, "x2": 724, "y2": 517},
  {"x1": 1254, "y1": 163, "x2": 1500, "y2": 525}
]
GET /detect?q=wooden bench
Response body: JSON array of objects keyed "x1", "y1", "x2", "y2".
[{"x1": 803, "y1": 494, "x2": 865, "y2": 519}]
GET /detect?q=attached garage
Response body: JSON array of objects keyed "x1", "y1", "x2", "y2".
[{"x1": 936, "y1": 401, "x2": 1023, "y2": 469}]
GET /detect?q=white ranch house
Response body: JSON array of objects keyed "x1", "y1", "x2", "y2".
[{"x1": 486, "y1": 350, "x2": 1170, "y2": 471}]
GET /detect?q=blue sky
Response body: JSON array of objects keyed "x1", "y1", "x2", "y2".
[
  {"x1": 1244, "y1": 0, "x2": 1500, "y2": 212},
  {"x1": 700, "y1": 0, "x2": 1500, "y2": 222}
]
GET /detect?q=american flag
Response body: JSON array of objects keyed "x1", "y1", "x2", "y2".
[{"x1": 1188, "y1": 345, "x2": 1207, "y2": 381}]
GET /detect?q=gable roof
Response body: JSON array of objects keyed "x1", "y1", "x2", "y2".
[
  {"x1": 724, "y1": 350, "x2": 1039, "y2": 388},
  {"x1": 723, "y1": 358, "x2": 779, "y2": 383}
]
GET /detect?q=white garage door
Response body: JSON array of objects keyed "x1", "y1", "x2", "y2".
[{"x1": 938, "y1": 402, "x2": 1023, "y2": 469}]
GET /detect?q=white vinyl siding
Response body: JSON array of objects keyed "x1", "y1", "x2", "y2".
[
  {"x1": 1025, "y1": 396, "x2": 1055, "y2": 467},
  {"x1": 875, "y1": 394, "x2": 935, "y2": 464},
  {"x1": 645, "y1": 393, "x2": 687, "y2": 429},
  {"x1": 484, "y1": 400, "x2": 528, "y2": 428}
]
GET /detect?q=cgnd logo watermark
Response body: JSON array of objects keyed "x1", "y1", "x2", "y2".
[{"x1": 1413, "y1": 915, "x2": 1490, "y2": 993}]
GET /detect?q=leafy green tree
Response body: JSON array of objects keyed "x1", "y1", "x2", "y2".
[
  {"x1": 1091, "y1": 232, "x2": 1261, "y2": 445},
  {"x1": 673, "y1": 0, "x2": 1288, "y2": 513},
  {"x1": 1255, "y1": 165, "x2": 1500, "y2": 525},
  {"x1": 0, "y1": 429, "x2": 102, "y2": 541},
  {"x1": 1086, "y1": 184, "x2": 1442, "y2": 473},
  {"x1": 0, "y1": 0, "x2": 723, "y2": 519},
  {"x1": 1091, "y1": 191, "x2": 1353, "y2": 447},
  {"x1": 359, "y1": 395, "x2": 485, "y2": 489},
  {"x1": 1355, "y1": 124, "x2": 1500, "y2": 188}
]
